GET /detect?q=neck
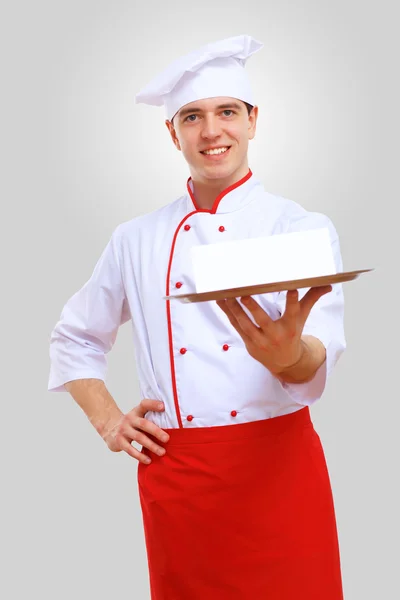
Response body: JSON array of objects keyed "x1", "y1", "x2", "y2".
[{"x1": 190, "y1": 164, "x2": 250, "y2": 211}]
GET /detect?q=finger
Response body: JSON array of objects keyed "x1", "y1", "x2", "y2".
[
  {"x1": 282, "y1": 289, "x2": 301, "y2": 320},
  {"x1": 300, "y1": 285, "x2": 332, "y2": 318},
  {"x1": 119, "y1": 438, "x2": 152, "y2": 463},
  {"x1": 216, "y1": 299, "x2": 248, "y2": 336},
  {"x1": 223, "y1": 298, "x2": 263, "y2": 340},
  {"x1": 124, "y1": 425, "x2": 166, "y2": 456},
  {"x1": 139, "y1": 399, "x2": 166, "y2": 415},
  {"x1": 240, "y1": 296, "x2": 274, "y2": 330},
  {"x1": 128, "y1": 415, "x2": 170, "y2": 443}
]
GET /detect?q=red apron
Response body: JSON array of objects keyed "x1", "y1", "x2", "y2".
[{"x1": 137, "y1": 406, "x2": 344, "y2": 599}]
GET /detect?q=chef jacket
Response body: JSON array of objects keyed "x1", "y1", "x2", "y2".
[{"x1": 48, "y1": 171, "x2": 346, "y2": 429}]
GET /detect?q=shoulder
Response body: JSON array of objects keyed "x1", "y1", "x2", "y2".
[
  {"x1": 285, "y1": 201, "x2": 339, "y2": 242},
  {"x1": 112, "y1": 194, "x2": 187, "y2": 242},
  {"x1": 261, "y1": 189, "x2": 340, "y2": 243}
]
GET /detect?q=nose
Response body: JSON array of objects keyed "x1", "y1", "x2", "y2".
[{"x1": 200, "y1": 114, "x2": 222, "y2": 140}]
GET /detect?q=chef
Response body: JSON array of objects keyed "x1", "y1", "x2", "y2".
[{"x1": 48, "y1": 35, "x2": 346, "y2": 599}]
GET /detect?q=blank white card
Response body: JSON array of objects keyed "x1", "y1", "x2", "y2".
[{"x1": 191, "y1": 228, "x2": 336, "y2": 293}]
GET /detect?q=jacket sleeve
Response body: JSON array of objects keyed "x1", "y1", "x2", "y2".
[
  {"x1": 48, "y1": 226, "x2": 131, "y2": 392},
  {"x1": 275, "y1": 213, "x2": 346, "y2": 406}
]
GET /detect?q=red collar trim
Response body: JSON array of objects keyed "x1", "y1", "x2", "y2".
[{"x1": 186, "y1": 169, "x2": 253, "y2": 214}]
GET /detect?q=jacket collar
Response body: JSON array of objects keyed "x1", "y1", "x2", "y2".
[{"x1": 186, "y1": 169, "x2": 261, "y2": 214}]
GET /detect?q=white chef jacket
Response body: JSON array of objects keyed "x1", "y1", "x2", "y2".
[{"x1": 48, "y1": 171, "x2": 346, "y2": 429}]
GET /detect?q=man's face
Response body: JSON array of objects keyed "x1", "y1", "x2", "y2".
[{"x1": 166, "y1": 97, "x2": 258, "y2": 185}]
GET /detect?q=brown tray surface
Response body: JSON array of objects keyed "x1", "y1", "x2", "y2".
[{"x1": 165, "y1": 269, "x2": 373, "y2": 303}]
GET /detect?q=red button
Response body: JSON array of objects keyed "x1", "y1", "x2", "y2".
[
  {"x1": 184, "y1": 224, "x2": 191, "y2": 231},
  {"x1": 180, "y1": 348, "x2": 187, "y2": 355},
  {"x1": 231, "y1": 410, "x2": 237, "y2": 417},
  {"x1": 223, "y1": 344, "x2": 229, "y2": 351},
  {"x1": 187, "y1": 415, "x2": 194, "y2": 422},
  {"x1": 175, "y1": 282, "x2": 183, "y2": 289},
  {"x1": 218, "y1": 225, "x2": 225, "y2": 232}
]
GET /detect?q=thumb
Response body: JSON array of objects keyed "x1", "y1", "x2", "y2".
[{"x1": 300, "y1": 285, "x2": 332, "y2": 317}]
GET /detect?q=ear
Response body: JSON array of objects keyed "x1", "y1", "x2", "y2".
[
  {"x1": 248, "y1": 106, "x2": 258, "y2": 141},
  {"x1": 165, "y1": 120, "x2": 181, "y2": 151}
]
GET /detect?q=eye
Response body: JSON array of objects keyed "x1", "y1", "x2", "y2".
[
  {"x1": 184, "y1": 114, "x2": 198, "y2": 123},
  {"x1": 222, "y1": 110, "x2": 235, "y2": 117}
]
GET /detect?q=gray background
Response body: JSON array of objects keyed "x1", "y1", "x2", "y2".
[{"x1": 1, "y1": 0, "x2": 399, "y2": 598}]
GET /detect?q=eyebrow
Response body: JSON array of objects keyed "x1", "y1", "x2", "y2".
[{"x1": 178, "y1": 102, "x2": 243, "y2": 119}]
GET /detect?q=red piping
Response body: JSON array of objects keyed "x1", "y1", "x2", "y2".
[
  {"x1": 166, "y1": 210, "x2": 207, "y2": 428},
  {"x1": 166, "y1": 170, "x2": 253, "y2": 428},
  {"x1": 187, "y1": 169, "x2": 253, "y2": 214}
]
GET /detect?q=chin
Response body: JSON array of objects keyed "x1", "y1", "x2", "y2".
[
  {"x1": 203, "y1": 168, "x2": 230, "y2": 180},
  {"x1": 203, "y1": 164, "x2": 241, "y2": 182}
]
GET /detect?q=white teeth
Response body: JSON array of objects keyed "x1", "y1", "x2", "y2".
[{"x1": 203, "y1": 147, "x2": 229, "y2": 155}]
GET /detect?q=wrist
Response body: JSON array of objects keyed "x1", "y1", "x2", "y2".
[
  {"x1": 90, "y1": 409, "x2": 124, "y2": 439},
  {"x1": 275, "y1": 336, "x2": 326, "y2": 384},
  {"x1": 273, "y1": 340, "x2": 306, "y2": 376}
]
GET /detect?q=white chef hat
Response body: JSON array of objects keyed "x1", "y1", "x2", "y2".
[{"x1": 135, "y1": 35, "x2": 263, "y2": 121}]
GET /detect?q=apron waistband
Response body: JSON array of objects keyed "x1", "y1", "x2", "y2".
[{"x1": 161, "y1": 406, "x2": 312, "y2": 446}]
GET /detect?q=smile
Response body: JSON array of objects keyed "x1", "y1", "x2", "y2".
[{"x1": 201, "y1": 146, "x2": 231, "y2": 156}]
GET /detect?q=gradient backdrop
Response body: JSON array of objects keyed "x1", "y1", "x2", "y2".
[{"x1": 2, "y1": 0, "x2": 399, "y2": 598}]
